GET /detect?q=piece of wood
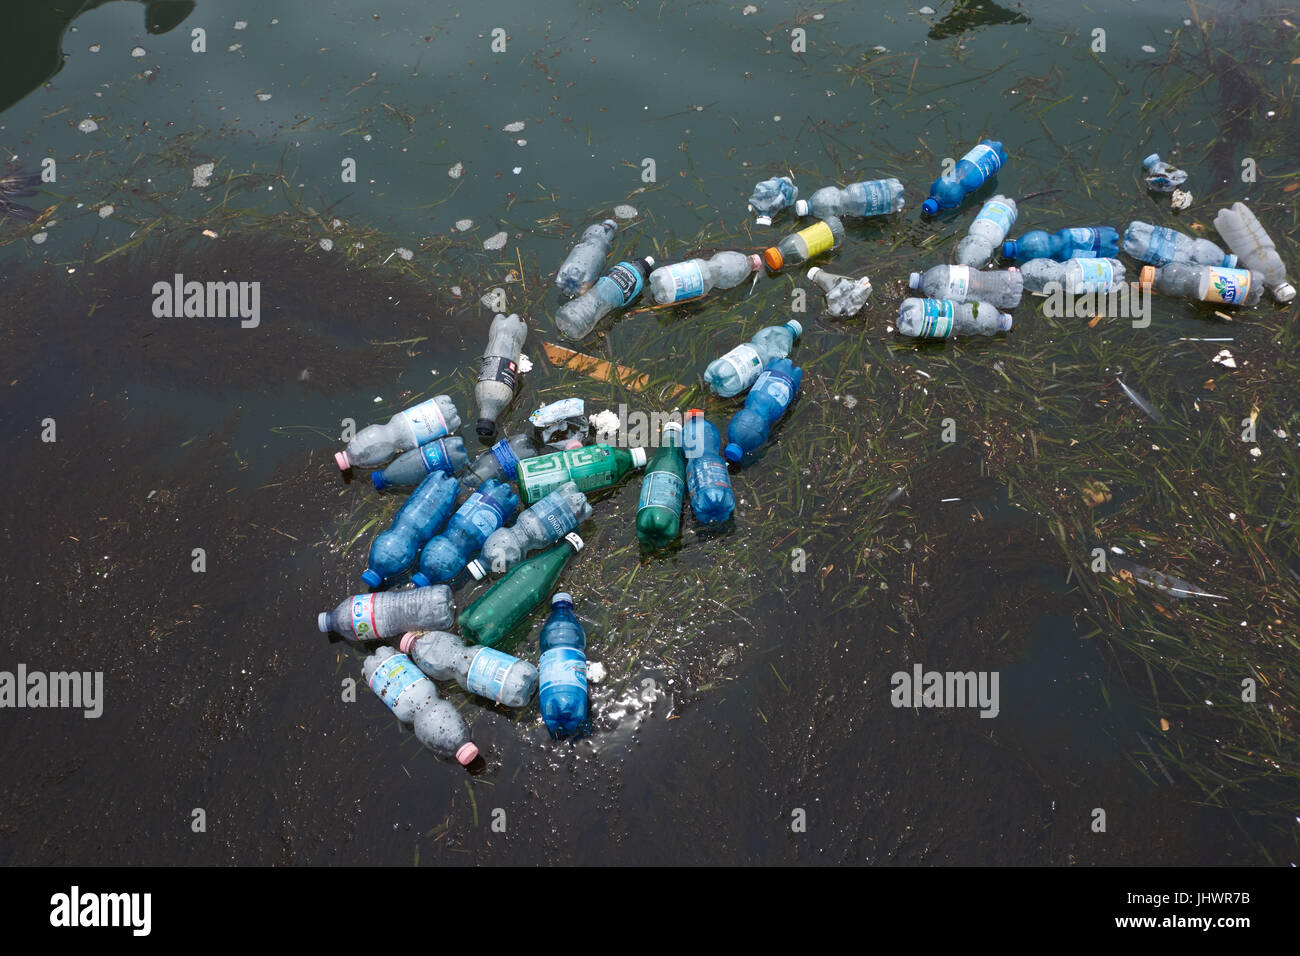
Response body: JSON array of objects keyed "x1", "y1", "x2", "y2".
[{"x1": 541, "y1": 341, "x2": 689, "y2": 398}]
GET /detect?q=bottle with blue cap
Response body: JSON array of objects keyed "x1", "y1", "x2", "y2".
[
  {"x1": 683, "y1": 410, "x2": 735, "y2": 523},
  {"x1": 1122, "y1": 220, "x2": 1237, "y2": 268},
  {"x1": 370, "y1": 436, "x2": 469, "y2": 491},
  {"x1": 469, "y1": 481, "x2": 592, "y2": 580},
  {"x1": 921, "y1": 139, "x2": 1007, "y2": 215},
  {"x1": 317, "y1": 585, "x2": 455, "y2": 640},
  {"x1": 459, "y1": 434, "x2": 540, "y2": 492},
  {"x1": 1142, "y1": 154, "x2": 1187, "y2": 193},
  {"x1": 956, "y1": 195, "x2": 1017, "y2": 267},
  {"x1": 704, "y1": 320, "x2": 802, "y2": 398},
  {"x1": 537, "y1": 593, "x2": 589, "y2": 739},
  {"x1": 400, "y1": 630, "x2": 538, "y2": 708},
  {"x1": 361, "y1": 471, "x2": 459, "y2": 588},
  {"x1": 362, "y1": 645, "x2": 478, "y2": 766},
  {"x1": 724, "y1": 358, "x2": 802, "y2": 463},
  {"x1": 1002, "y1": 227, "x2": 1120, "y2": 262},
  {"x1": 334, "y1": 395, "x2": 461, "y2": 472},
  {"x1": 411, "y1": 479, "x2": 518, "y2": 586}
]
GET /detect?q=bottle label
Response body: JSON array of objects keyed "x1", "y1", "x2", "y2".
[
  {"x1": 754, "y1": 368, "x2": 794, "y2": 408},
  {"x1": 400, "y1": 398, "x2": 449, "y2": 445},
  {"x1": 478, "y1": 355, "x2": 518, "y2": 392},
  {"x1": 1203, "y1": 266, "x2": 1252, "y2": 304},
  {"x1": 520, "y1": 446, "x2": 615, "y2": 499},
  {"x1": 974, "y1": 198, "x2": 1015, "y2": 235},
  {"x1": 663, "y1": 261, "x2": 706, "y2": 301},
  {"x1": 1144, "y1": 226, "x2": 1178, "y2": 266},
  {"x1": 714, "y1": 343, "x2": 762, "y2": 384},
  {"x1": 915, "y1": 300, "x2": 955, "y2": 338},
  {"x1": 638, "y1": 470, "x2": 685, "y2": 512},
  {"x1": 350, "y1": 594, "x2": 377, "y2": 639},
  {"x1": 419, "y1": 439, "x2": 453, "y2": 476},
  {"x1": 1066, "y1": 227, "x2": 1101, "y2": 257},
  {"x1": 797, "y1": 221, "x2": 836, "y2": 257},
  {"x1": 458, "y1": 496, "x2": 503, "y2": 538},
  {"x1": 858, "y1": 179, "x2": 890, "y2": 214},
  {"x1": 539, "y1": 646, "x2": 587, "y2": 697},
  {"x1": 1073, "y1": 259, "x2": 1114, "y2": 292},
  {"x1": 530, "y1": 495, "x2": 577, "y2": 538},
  {"x1": 466, "y1": 647, "x2": 519, "y2": 703},
  {"x1": 688, "y1": 457, "x2": 732, "y2": 497},
  {"x1": 960, "y1": 143, "x2": 1003, "y2": 180},
  {"x1": 943, "y1": 265, "x2": 971, "y2": 299},
  {"x1": 368, "y1": 653, "x2": 424, "y2": 713},
  {"x1": 489, "y1": 439, "x2": 520, "y2": 480},
  {"x1": 601, "y1": 262, "x2": 644, "y2": 305}
]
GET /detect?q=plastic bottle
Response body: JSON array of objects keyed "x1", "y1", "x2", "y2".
[
  {"x1": 458, "y1": 533, "x2": 585, "y2": 647},
  {"x1": 648, "y1": 252, "x2": 763, "y2": 305},
  {"x1": 555, "y1": 219, "x2": 618, "y2": 295},
  {"x1": 636, "y1": 421, "x2": 685, "y2": 547},
  {"x1": 762, "y1": 216, "x2": 845, "y2": 272},
  {"x1": 921, "y1": 140, "x2": 1008, "y2": 215},
  {"x1": 683, "y1": 409, "x2": 735, "y2": 523},
  {"x1": 529, "y1": 398, "x2": 589, "y2": 449},
  {"x1": 704, "y1": 320, "x2": 802, "y2": 398},
  {"x1": 955, "y1": 195, "x2": 1018, "y2": 267},
  {"x1": 807, "y1": 268, "x2": 873, "y2": 317},
  {"x1": 1121, "y1": 221, "x2": 1236, "y2": 268},
  {"x1": 317, "y1": 586, "x2": 455, "y2": 640},
  {"x1": 554, "y1": 257, "x2": 655, "y2": 340},
  {"x1": 1212, "y1": 202, "x2": 1295, "y2": 303},
  {"x1": 475, "y1": 313, "x2": 527, "y2": 439},
  {"x1": 748, "y1": 175, "x2": 798, "y2": 226},
  {"x1": 907, "y1": 265, "x2": 1023, "y2": 309},
  {"x1": 371, "y1": 436, "x2": 469, "y2": 491},
  {"x1": 1137, "y1": 263, "x2": 1263, "y2": 307},
  {"x1": 793, "y1": 178, "x2": 905, "y2": 218},
  {"x1": 516, "y1": 443, "x2": 647, "y2": 505},
  {"x1": 537, "y1": 593, "x2": 589, "y2": 739},
  {"x1": 469, "y1": 481, "x2": 592, "y2": 580},
  {"x1": 1142, "y1": 154, "x2": 1187, "y2": 193},
  {"x1": 399, "y1": 630, "x2": 537, "y2": 708},
  {"x1": 334, "y1": 395, "x2": 461, "y2": 471},
  {"x1": 362, "y1": 646, "x2": 477, "y2": 765},
  {"x1": 459, "y1": 434, "x2": 540, "y2": 491},
  {"x1": 362, "y1": 471, "x2": 459, "y2": 588},
  {"x1": 1002, "y1": 227, "x2": 1120, "y2": 262},
  {"x1": 896, "y1": 298, "x2": 1012, "y2": 338},
  {"x1": 1019, "y1": 258, "x2": 1127, "y2": 294},
  {"x1": 412, "y1": 479, "x2": 518, "y2": 586},
  {"x1": 724, "y1": 359, "x2": 802, "y2": 462}
]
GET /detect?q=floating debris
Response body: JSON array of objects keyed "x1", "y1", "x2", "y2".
[
  {"x1": 256, "y1": 92, "x2": 272, "y2": 102},
  {"x1": 201, "y1": 229, "x2": 218, "y2": 239},
  {"x1": 228, "y1": 43, "x2": 243, "y2": 53},
  {"x1": 88, "y1": 44, "x2": 101, "y2": 53},
  {"x1": 613, "y1": 204, "x2": 637, "y2": 219},
  {"x1": 98, "y1": 205, "x2": 113, "y2": 218},
  {"x1": 1110, "y1": 556, "x2": 1227, "y2": 601},
  {"x1": 919, "y1": 5, "x2": 935, "y2": 14},
  {"x1": 742, "y1": 4, "x2": 758, "y2": 14},
  {"x1": 1170, "y1": 188, "x2": 1193, "y2": 210},
  {"x1": 455, "y1": 218, "x2": 473, "y2": 231},
  {"x1": 1115, "y1": 376, "x2": 1163, "y2": 423},
  {"x1": 502, "y1": 121, "x2": 526, "y2": 132},
  {"x1": 541, "y1": 342, "x2": 689, "y2": 398},
  {"x1": 448, "y1": 161, "x2": 464, "y2": 179},
  {"x1": 234, "y1": 20, "x2": 248, "y2": 30},
  {"x1": 587, "y1": 662, "x2": 607, "y2": 683},
  {"x1": 131, "y1": 46, "x2": 146, "y2": 58},
  {"x1": 449, "y1": 285, "x2": 462, "y2": 297},
  {"x1": 77, "y1": 118, "x2": 99, "y2": 133},
  {"x1": 191, "y1": 162, "x2": 214, "y2": 188},
  {"x1": 318, "y1": 238, "x2": 333, "y2": 251},
  {"x1": 516, "y1": 354, "x2": 534, "y2": 374},
  {"x1": 31, "y1": 232, "x2": 48, "y2": 244},
  {"x1": 1141, "y1": 44, "x2": 1157, "y2": 53},
  {"x1": 1211, "y1": 348, "x2": 1237, "y2": 369},
  {"x1": 483, "y1": 231, "x2": 508, "y2": 251},
  {"x1": 395, "y1": 247, "x2": 414, "y2": 261},
  {"x1": 591, "y1": 409, "x2": 621, "y2": 441}
]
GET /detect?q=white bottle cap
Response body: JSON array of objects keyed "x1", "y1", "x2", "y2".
[
  {"x1": 1272, "y1": 281, "x2": 1296, "y2": 303},
  {"x1": 908, "y1": 272, "x2": 921, "y2": 289},
  {"x1": 564, "y1": 532, "x2": 584, "y2": 552},
  {"x1": 793, "y1": 199, "x2": 810, "y2": 217},
  {"x1": 806, "y1": 267, "x2": 821, "y2": 281},
  {"x1": 755, "y1": 214, "x2": 773, "y2": 226},
  {"x1": 466, "y1": 560, "x2": 486, "y2": 580},
  {"x1": 661, "y1": 420, "x2": 683, "y2": 436},
  {"x1": 631, "y1": 447, "x2": 648, "y2": 467},
  {"x1": 553, "y1": 592, "x2": 574, "y2": 606}
]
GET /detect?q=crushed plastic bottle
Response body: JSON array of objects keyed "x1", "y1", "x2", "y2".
[
  {"x1": 475, "y1": 312, "x2": 527, "y2": 438},
  {"x1": 469, "y1": 481, "x2": 592, "y2": 579},
  {"x1": 335, "y1": 395, "x2": 461, "y2": 471},
  {"x1": 762, "y1": 216, "x2": 845, "y2": 271},
  {"x1": 683, "y1": 409, "x2": 735, "y2": 523},
  {"x1": 1020, "y1": 258, "x2": 1127, "y2": 294},
  {"x1": 648, "y1": 252, "x2": 763, "y2": 305},
  {"x1": 555, "y1": 219, "x2": 618, "y2": 295},
  {"x1": 897, "y1": 298, "x2": 1012, "y2": 338},
  {"x1": 1122, "y1": 221, "x2": 1236, "y2": 268},
  {"x1": 528, "y1": 398, "x2": 589, "y2": 449},
  {"x1": 704, "y1": 320, "x2": 802, "y2": 397},
  {"x1": 516, "y1": 443, "x2": 647, "y2": 505},
  {"x1": 362, "y1": 471, "x2": 459, "y2": 588},
  {"x1": 1138, "y1": 263, "x2": 1263, "y2": 307},
  {"x1": 371, "y1": 436, "x2": 469, "y2": 490},
  {"x1": 537, "y1": 593, "x2": 589, "y2": 739},
  {"x1": 748, "y1": 175, "x2": 798, "y2": 226},
  {"x1": 1142, "y1": 154, "x2": 1188, "y2": 193},
  {"x1": 956, "y1": 195, "x2": 1018, "y2": 267},
  {"x1": 807, "y1": 267, "x2": 873, "y2": 316},
  {"x1": 793, "y1": 178, "x2": 905, "y2": 218},
  {"x1": 318, "y1": 586, "x2": 455, "y2": 640},
  {"x1": 554, "y1": 257, "x2": 655, "y2": 340},
  {"x1": 636, "y1": 421, "x2": 685, "y2": 547},
  {"x1": 459, "y1": 434, "x2": 540, "y2": 491},
  {"x1": 922, "y1": 139, "x2": 1008, "y2": 215},
  {"x1": 907, "y1": 264, "x2": 1023, "y2": 309},
  {"x1": 1212, "y1": 202, "x2": 1295, "y2": 303},
  {"x1": 1002, "y1": 227, "x2": 1119, "y2": 262},
  {"x1": 725, "y1": 358, "x2": 802, "y2": 462},
  {"x1": 362, "y1": 646, "x2": 477, "y2": 765},
  {"x1": 412, "y1": 478, "x2": 518, "y2": 586},
  {"x1": 400, "y1": 630, "x2": 537, "y2": 708},
  {"x1": 458, "y1": 533, "x2": 585, "y2": 647}
]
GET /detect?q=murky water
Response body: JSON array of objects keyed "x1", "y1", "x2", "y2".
[{"x1": 1, "y1": 0, "x2": 1295, "y2": 865}]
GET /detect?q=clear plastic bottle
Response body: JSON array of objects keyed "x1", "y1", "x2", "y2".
[
  {"x1": 362, "y1": 646, "x2": 477, "y2": 765},
  {"x1": 1212, "y1": 202, "x2": 1295, "y2": 303},
  {"x1": 362, "y1": 471, "x2": 459, "y2": 588},
  {"x1": 399, "y1": 630, "x2": 538, "y2": 708},
  {"x1": 748, "y1": 175, "x2": 798, "y2": 226},
  {"x1": 334, "y1": 395, "x2": 461, "y2": 471},
  {"x1": 1122, "y1": 221, "x2": 1236, "y2": 268},
  {"x1": 683, "y1": 409, "x2": 735, "y2": 523},
  {"x1": 554, "y1": 257, "x2": 655, "y2": 340},
  {"x1": 704, "y1": 320, "x2": 802, "y2": 397},
  {"x1": 537, "y1": 593, "x2": 589, "y2": 739},
  {"x1": 555, "y1": 219, "x2": 617, "y2": 295},
  {"x1": 762, "y1": 216, "x2": 845, "y2": 272},
  {"x1": 922, "y1": 140, "x2": 1008, "y2": 215},
  {"x1": 474, "y1": 313, "x2": 527, "y2": 439},
  {"x1": 955, "y1": 195, "x2": 1017, "y2": 267},
  {"x1": 1142, "y1": 154, "x2": 1187, "y2": 193},
  {"x1": 725, "y1": 359, "x2": 802, "y2": 462},
  {"x1": 459, "y1": 434, "x2": 540, "y2": 491},
  {"x1": 371, "y1": 437, "x2": 469, "y2": 491},
  {"x1": 468, "y1": 481, "x2": 592, "y2": 580},
  {"x1": 907, "y1": 264, "x2": 1023, "y2": 309},
  {"x1": 793, "y1": 178, "x2": 905, "y2": 218},
  {"x1": 1137, "y1": 263, "x2": 1263, "y2": 307},
  {"x1": 1019, "y1": 258, "x2": 1127, "y2": 294},
  {"x1": 318, "y1": 586, "x2": 455, "y2": 640},
  {"x1": 648, "y1": 251, "x2": 763, "y2": 305},
  {"x1": 411, "y1": 478, "x2": 518, "y2": 586},
  {"x1": 1002, "y1": 227, "x2": 1120, "y2": 262},
  {"x1": 807, "y1": 268, "x2": 873, "y2": 317},
  {"x1": 896, "y1": 298, "x2": 1012, "y2": 338}
]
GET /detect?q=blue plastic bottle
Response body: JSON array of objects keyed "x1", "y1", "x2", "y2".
[
  {"x1": 921, "y1": 140, "x2": 1007, "y2": 215},
  {"x1": 362, "y1": 472, "x2": 459, "y2": 588},
  {"x1": 1001, "y1": 227, "x2": 1119, "y2": 261},
  {"x1": 371, "y1": 437, "x2": 469, "y2": 490},
  {"x1": 724, "y1": 358, "x2": 803, "y2": 462},
  {"x1": 683, "y1": 409, "x2": 735, "y2": 523},
  {"x1": 537, "y1": 593, "x2": 588, "y2": 739},
  {"x1": 411, "y1": 479, "x2": 518, "y2": 586}
]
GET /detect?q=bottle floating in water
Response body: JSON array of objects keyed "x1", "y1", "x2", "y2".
[
  {"x1": 1122, "y1": 221, "x2": 1235, "y2": 268},
  {"x1": 555, "y1": 219, "x2": 617, "y2": 295},
  {"x1": 807, "y1": 267, "x2": 873, "y2": 316},
  {"x1": 955, "y1": 195, "x2": 1017, "y2": 267},
  {"x1": 1002, "y1": 227, "x2": 1120, "y2": 262},
  {"x1": 648, "y1": 252, "x2": 763, "y2": 305},
  {"x1": 335, "y1": 395, "x2": 461, "y2": 471},
  {"x1": 412, "y1": 478, "x2": 518, "y2": 586},
  {"x1": 362, "y1": 646, "x2": 478, "y2": 765},
  {"x1": 907, "y1": 264, "x2": 1023, "y2": 309},
  {"x1": 793, "y1": 178, "x2": 905, "y2": 218},
  {"x1": 897, "y1": 298, "x2": 1012, "y2": 339},
  {"x1": 399, "y1": 630, "x2": 538, "y2": 708},
  {"x1": 725, "y1": 358, "x2": 802, "y2": 463},
  {"x1": 475, "y1": 312, "x2": 527, "y2": 439},
  {"x1": 922, "y1": 140, "x2": 1008, "y2": 215},
  {"x1": 460, "y1": 434, "x2": 540, "y2": 492},
  {"x1": 748, "y1": 175, "x2": 798, "y2": 226},
  {"x1": 1020, "y1": 258, "x2": 1127, "y2": 294},
  {"x1": 537, "y1": 593, "x2": 589, "y2": 739},
  {"x1": 516, "y1": 443, "x2": 647, "y2": 505},
  {"x1": 554, "y1": 256, "x2": 655, "y2": 340},
  {"x1": 1138, "y1": 263, "x2": 1263, "y2": 307},
  {"x1": 704, "y1": 320, "x2": 802, "y2": 398},
  {"x1": 1142, "y1": 154, "x2": 1188, "y2": 193},
  {"x1": 636, "y1": 421, "x2": 686, "y2": 547},
  {"x1": 458, "y1": 533, "x2": 585, "y2": 647},
  {"x1": 371, "y1": 436, "x2": 469, "y2": 491},
  {"x1": 318, "y1": 586, "x2": 455, "y2": 640},
  {"x1": 469, "y1": 481, "x2": 592, "y2": 580},
  {"x1": 683, "y1": 409, "x2": 735, "y2": 523},
  {"x1": 362, "y1": 471, "x2": 459, "y2": 588},
  {"x1": 1212, "y1": 202, "x2": 1295, "y2": 303},
  {"x1": 762, "y1": 216, "x2": 845, "y2": 272}
]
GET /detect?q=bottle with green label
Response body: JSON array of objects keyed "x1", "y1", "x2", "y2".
[
  {"x1": 458, "y1": 533, "x2": 585, "y2": 647},
  {"x1": 516, "y1": 443, "x2": 647, "y2": 505},
  {"x1": 636, "y1": 421, "x2": 685, "y2": 547}
]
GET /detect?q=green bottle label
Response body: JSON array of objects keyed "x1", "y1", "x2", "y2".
[{"x1": 519, "y1": 446, "x2": 621, "y2": 503}]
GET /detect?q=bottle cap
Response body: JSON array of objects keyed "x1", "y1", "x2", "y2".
[
  {"x1": 754, "y1": 214, "x2": 772, "y2": 227},
  {"x1": 553, "y1": 592, "x2": 574, "y2": 606},
  {"x1": 1273, "y1": 281, "x2": 1296, "y2": 303},
  {"x1": 921, "y1": 197, "x2": 939, "y2": 216},
  {"x1": 399, "y1": 631, "x2": 420, "y2": 654},
  {"x1": 724, "y1": 442, "x2": 744, "y2": 463},
  {"x1": 371, "y1": 471, "x2": 387, "y2": 490},
  {"x1": 1223, "y1": 254, "x2": 1238, "y2": 268},
  {"x1": 476, "y1": 418, "x2": 497, "y2": 438},
  {"x1": 998, "y1": 313, "x2": 1014, "y2": 332},
  {"x1": 564, "y1": 532, "x2": 584, "y2": 552},
  {"x1": 685, "y1": 407, "x2": 704, "y2": 420},
  {"x1": 1139, "y1": 265, "x2": 1155, "y2": 291},
  {"x1": 661, "y1": 420, "x2": 683, "y2": 435},
  {"x1": 793, "y1": 199, "x2": 810, "y2": 217},
  {"x1": 466, "y1": 560, "x2": 486, "y2": 580},
  {"x1": 908, "y1": 272, "x2": 921, "y2": 289},
  {"x1": 1142, "y1": 153, "x2": 1161, "y2": 169},
  {"x1": 317, "y1": 613, "x2": 330, "y2": 633},
  {"x1": 642, "y1": 256, "x2": 656, "y2": 269},
  {"x1": 786, "y1": 319, "x2": 803, "y2": 337},
  {"x1": 806, "y1": 267, "x2": 821, "y2": 281},
  {"x1": 631, "y1": 447, "x2": 648, "y2": 467},
  {"x1": 410, "y1": 571, "x2": 432, "y2": 588},
  {"x1": 762, "y1": 247, "x2": 784, "y2": 271},
  {"x1": 334, "y1": 451, "x2": 351, "y2": 471},
  {"x1": 361, "y1": 568, "x2": 382, "y2": 589},
  {"x1": 455, "y1": 742, "x2": 479, "y2": 766},
  {"x1": 1001, "y1": 240, "x2": 1016, "y2": 259},
  {"x1": 747, "y1": 253, "x2": 763, "y2": 273},
  {"x1": 602, "y1": 218, "x2": 618, "y2": 231}
]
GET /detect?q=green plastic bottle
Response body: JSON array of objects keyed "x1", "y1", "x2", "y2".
[
  {"x1": 636, "y1": 421, "x2": 685, "y2": 547},
  {"x1": 516, "y1": 443, "x2": 647, "y2": 505},
  {"x1": 458, "y1": 533, "x2": 585, "y2": 646}
]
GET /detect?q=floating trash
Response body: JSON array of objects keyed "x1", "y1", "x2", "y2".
[
  {"x1": 613, "y1": 204, "x2": 637, "y2": 219},
  {"x1": 395, "y1": 247, "x2": 414, "y2": 261},
  {"x1": 31, "y1": 232, "x2": 48, "y2": 244},
  {"x1": 234, "y1": 20, "x2": 248, "y2": 30},
  {"x1": 131, "y1": 47, "x2": 146, "y2": 58},
  {"x1": 77, "y1": 118, "x2": 99, "y2": 133},
  {"x1": 256, "y1": 92, "x2": 272, "y2": 102},
  {"x1": 503, "y1": 121, "x2": 526, "y2": 132},
  {"x1": 192, "y1": 162, "x2": 214, "y2": 188},
  {"x1": 98, "y1": 205, "x2": 113, "y2": 218},
  {"x1": 88, "y1": 44, "x2": 101, "y2": 53},
  {"x1": 483, "y1": 231, "x2": 508, "y2": 251},
  {"x1": 1211, "y1": 349, "x2": 1237, "y2": 369},
  {"x1": 455, "y1": 219, "x2": 473, "y2": 231},
  {"x1": 448, "y1": 161, "x2": 464, "y2": 178}
]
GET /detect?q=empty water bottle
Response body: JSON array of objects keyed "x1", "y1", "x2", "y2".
[
  {"x1": 648, "y1": 252, "x2": 763, "y2": 305},
  {"x1": 555, "y1": 219, "x2": 617, "y2": 295},
  {"x1": 399, "y1": 630, "x2": 538, "y2": 708},
  {"x1": 458, "y1": 534, "x2": 585, "y2": 647},
  {"x1": 475, "y1": 313, "x2": 527, "y2": 439},
  {"x1": 516, "y1": 443, "x2": 647, "y2": 505},
  {"x1": 1142, "y1": 154, "x2": 1188, "y2": 193},
  {"x1": 636, "y1": 421, "x2": 685, "y2": 547},
  {"x1": 921, "y1": 140, "x2": 1008, "y2": 215},
  {"x1": 1138, "y1": 263, "x2": 1263, "y2": 307},
  {"x1": 762, "y1": 216, "x2": 845, "y2": 272},
  {"x1": 724, "y1": 359, "x2": 802, "y2": 462},
  {"x1": 554, "y1": 257, "x2": 655, "y2": 340},
  {"x1": 412, "y1": 479, "x2": 518, "y2": 586},
  {"x1": 1020, "y1": 258, "x2": 1127, "y2": 294},
  {"x1": 704, "y1": 320, "x2": 802, "y2": 398},
  {"x1": 363, "y1": 646, "x2": 477, "y2": 765},
  {"x1": 956, "y1": 195, "x2": 1018, "y2": 267},
  {"x1": 460, "y1": 434, "x2": 540, "y2": 491},
  {"x1": 371, "y1": 436, "x2": 469, "y2": 490},
  {"x1": 362, "y1": 471, "x2": 459, "y2": 588},
  {"x1": 468, "y1": 481, "x2": 592, "y2": 580},
  {"x1": 807, "y1": 268, "x2": 873, "y2": 316},
  {"x1": 318, "y1": 586, "x2": 455, "y2": 640},
  {"x1": 1122, "y1": 221, "x2": 1235, "y2": 268},
  {"x1": 907, "y1": 264, "x2": 1024, "y2": 309},
  {"x1": 1002, "y1": 227, "x2": 1119, "y2": 261},
  {"x1": 897, "y1": 298, "x2": 1012, "y2": 338},
  {"x1": 335, "y1": 395, "x2": 461, "y2": 471},
  {"x1": 537, "y1": 593, "x2": 589, "y2": 739},
  {"x1": 1212, "y1": 202, "x2": 1295, "y2": 303},
  {"x1": 683, "y1": 409, "x2": 735, "y2": 523},
  {"x1": 748, "y1": 175, "x2": 798, "y2": 226},
  {"x1": 793, "y1": 178, "x2": 905, "y2": 218}
]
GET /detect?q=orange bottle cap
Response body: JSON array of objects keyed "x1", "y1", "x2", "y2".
[
  {"x1": 1139, "y1": 265, "x2": 1155, "y2": 290},
  {"x1": 762, "y1": 247, "x2": 784, "y2": 271}
]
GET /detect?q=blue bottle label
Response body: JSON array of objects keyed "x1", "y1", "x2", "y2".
[
  {"x1": 1074, "y1": 259, "x2": 1113, "y2": 291},
  {"x1": 860, "y1": 180, "x2": 890, "y2": 214},
  {"x1": 539, "y1": 646, "x2": 587, "y2": 696},
  {"x1": 400, "y1": 398, "x2": 450, "y2": 445},
  {"x1": 639, "y1": 471, "x2": 684, "y2": 511},
  {"x1": 458, "y1": 497, "x2": 502, "y2": 538},
  {"x1": 1145, "y1": 226, "x2": 1179, "y2": 266},
  {"x1": 688, "y1": 457, "x2": 732, "y2": 497},
  {"x1": 975, "y1": 199, "x2": 1015, "y2": 234},
  {"x1": 466, "y1": 647, "x2": 519, "y2": 703},
  {"x1": 419, "y1": 439, "x2": 453, "y2": 476},
  {"x1": 754, "y1": 368, "x2": 794, "y2": 408},
  {"x1": 489, "y1": 439, "x2": 520, "y2": 480},
  {"x1": 915, "y1": 299, "x2": 956, "y2": 338},
  {"x1": 530, "y1": 495, "x2": 577, "y2": 538},
  {"x1": 600, "y1": 262, "x2": 644, "y2": 304},
  {"x1": 960, "y1": 143, "x2": 1002, "y2": 180},
  {"x1": 1066, "y1": 227, "x2": 1101, "y2": 257},
  {"x1": 369, "y1": 654, "x2": 424, "y2": 713},
  {"x1": 350, "y1": 594, "x2": 377, "y2": 639},
  {"x1": 664, "y1": 261, "x2": 706, "y2": 301}
]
